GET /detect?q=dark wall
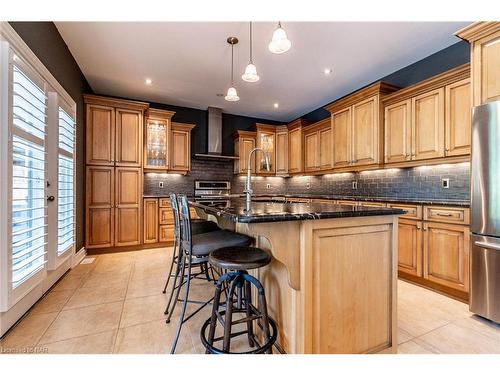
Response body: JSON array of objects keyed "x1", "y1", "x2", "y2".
[
  {"x1": 9, "y1": 22, "x2": 92, "y2": 252},
  {"x1": 301, "y1": 41, "x2": 470, "y2": 123}
]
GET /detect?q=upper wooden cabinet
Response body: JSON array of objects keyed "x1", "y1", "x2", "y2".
[
  {"x1": 287, "y1": 119, "x2": 306, "y2": 174},
  {"x1": 383, "y1": 64, "x2": 471, "y2": 167},
  {"x1": 456, "y1": 22, "x2": 500, "y2": 106},
  {"x1": 170, "y1": 122, "x2": 194, "y2": 173},
  {"x1": 84, "y1": 95, "x2": 148, "y2": 167},
  {"x1": 412, "y1": 88, "x2": 445, "y2": 160},
  {"x1": 303, "y1": 118, "x2": 332, "y2": 172},
  {"x1": 326, "y1": 82, "x2": 399, "y2": 171},
  {"x1": 144, "y1": 108, "x2": 174, "y2": 170},
  {"x1": 275, "y1": 125, "x2": 289, "y2": 176},
  {"x1": 233, "y1": 130, "x2": 256, "y2": 175},
  {"x1": 255, "y1": 123, "x2": 276, "y2": 175}
]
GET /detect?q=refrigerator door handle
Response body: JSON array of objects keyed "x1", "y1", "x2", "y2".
[{"x1": 474, "y1": 241, "x2": 500, "y2": 251}]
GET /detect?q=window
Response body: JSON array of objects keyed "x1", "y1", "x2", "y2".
[
  {"x1": 57, "y1": 107, "x2": 75, "y2": 256},
  {"x1": 11, "y1": 61, "x2": 48, "y2": 289}
]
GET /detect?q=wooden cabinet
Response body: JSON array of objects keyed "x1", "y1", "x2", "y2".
[
  {"x1": 86, "y1": 166, "x2": 115, "y2": 249},
  {"x1": 352, "y1": 96, "x2": 379, "y2": 166},
  {"x1": 326, "y1": 82, "x2": 398, "y2": 171},
  {"x1": 170, "y1": 122, "x2": 194, "y2": 173},
  {"x1": 115, "y1": 167, "x2": 141, "y2": 247},
  {"x1": 275, "y1": 125, "x2": 288, "y2": 175},
  {"x1": 233, "y1": 130, "x2": 256, "y2": 175},
  {"x1": 384, "y1": 100, "x2": 412, "y2": 163},
  {"x1": 144, "y1": 109, "x2": 174, "y2": 170},
  {"x1": 115, "y1": 109, "x2": 143, "y2": 167},
  {"x1": 423, "y1": 222, "x2": 470, "y2": 292},
  {"x1": 457, "y1": 22, "x2": 500, "y2": 105},
  {"x1": 86, "y1": 104, "x2": 115, "y2": 165},
  {"x1": 398, "y1": 219, "x2": 423, "y2": 277},
  {"x1": 331, "y1": 108, "x2": 352, "y2": 168},
  {"x1": 255, "y1": 124, "x2": 276, "y2": 175},
  {"x1": 412, "y1": 88, "x2": 445, "y2": 160},
  {"x1": 445, "y1": 79, "x2": 471, "y2": 156},
  {"x1": 287, "y1": 120, "x2": 305, "y2": 174},
  {"x1": 383, "y1": 65, "x2": 470, "y2": 167},
  {"x1": 143, "y1": 199, "x2": 158, "y2": 244},
  {"x1": 304, "y1": 118, "x2": 332, "y2": 172},
  {"x1": 424, "y1": 205, "x2": 470, "y2": 225}
]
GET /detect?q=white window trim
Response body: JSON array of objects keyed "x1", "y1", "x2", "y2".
[{"x1": 0, "y1": 22, "x2": 77, "y2": 311}]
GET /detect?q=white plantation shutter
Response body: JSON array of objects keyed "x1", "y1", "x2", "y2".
[
  {"x1": 57, "y1": 107, "x2": 75, "y2": 256},
  {"x1": 10, "y1": 60, "x2": 48, "y2": 289}
]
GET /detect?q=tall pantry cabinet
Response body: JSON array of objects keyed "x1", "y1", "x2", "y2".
[{"x1": 85, "y1": 95, "x2": 148, "y2": 249}]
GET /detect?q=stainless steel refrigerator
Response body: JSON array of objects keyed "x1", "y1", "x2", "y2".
[{"x1": 470, "y1": 100, "x2": 500, "y2": 323}]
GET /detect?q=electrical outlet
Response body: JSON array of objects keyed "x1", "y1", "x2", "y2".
[
  {"x1": 441, "y1": 178, "x2": 450, "y2": 189},
  {"x1": 306, "y1": 182, "x2": 311, "y2": 189},
  {"x1": 266, "y1": 183, "x2": 271, "y2": 189},
  {"x1": 159, "y1": 181, "x2": 164, "y2": 188},
  {"x1": 352, "y1": 181, "x2": 358, "y2": 190}
]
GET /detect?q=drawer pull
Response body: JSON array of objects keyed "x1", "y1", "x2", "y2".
[{"x1": 435, "y1": 212, "x2": 454, "y2": 217}]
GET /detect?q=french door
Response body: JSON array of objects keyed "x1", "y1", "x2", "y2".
[{"x1": 0, "y1": 38, "x2": 76, "y2": 311}]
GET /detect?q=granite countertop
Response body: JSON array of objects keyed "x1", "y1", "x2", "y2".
[
  {"x1": 143, "y1": 193, "x2": 469, "y2": 207},
  {"x1": 189, "y1": 198, "x2": 405, "y2": 224}
]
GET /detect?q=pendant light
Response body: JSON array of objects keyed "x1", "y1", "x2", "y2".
[
  {"x1": 242, "y1": 22, "x2": 260, "y2": 83},
  {"x1": 225, "y1": 37, "x2": 240, "y2": 102},
  {"x1": 268, "y1": 21, "x2": 291, "y2": 54}
]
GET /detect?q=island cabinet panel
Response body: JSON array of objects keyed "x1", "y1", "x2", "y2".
[
  {"x1": 384, "y1": 100, "x2": 412, "y2": 163},
  {"x1": 143, "y1": 199, "x2": 158, "y2": 244},
  {"x1": 309, "y1": 221, "x2": 394, "y2": 353},
  {"x1": 412, "y1": 88, "x2": 445, "y2": 160},
  {"x1": 115, "y1": 109, "x2": 143, "y2": 167},
  {"x1": 115, "y1": 167, "x2": 142, "y2": 246},
  {"x1": 86, "y1": 104, "x2": 115, "y2": 165},
  {"x1": 423, "y1": 222, "x2": 470, "y2": 292},
  {"x1": 275, "y1": 127, "x2": 288, "y2": 175},
  {"x1": 304, "y1": 131, "x2": 319, "y2": 172},
  {"x1": 445, "y1": 79, "x2": 471, "y2": 156},
  {"x1": 86, "y1": 166, "x2": 114, "y2": 248},
  {"x1": 319, "y1": 126, "x2": 332, "y2": 170},
  {"x1": 332, "y1": 107, "x2": 352, "y2": 168},
  {"x1": 352, "y1": 96, "x2": 379, "y2": 166},
  {"x1": 288, "y1": 126, "x2": 303, "y2": 174},
  {"x1": 398, "y1": 219, "x2": 423, "y2": 277}
]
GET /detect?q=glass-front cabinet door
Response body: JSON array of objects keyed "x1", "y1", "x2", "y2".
[
  {"x1": 144, "y1": 109, "x2": 175, "y2": 170},
  {"x1": 255, "y1": 123, "x2": 276, "y2": 175}
]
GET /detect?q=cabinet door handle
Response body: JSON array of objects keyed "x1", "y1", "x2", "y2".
[{"x1": 436, "y1": 212, "x2": 453, "y2": 217}]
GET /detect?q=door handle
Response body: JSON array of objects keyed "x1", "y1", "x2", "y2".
[
  {"x1": 474, "y1": 241, "x2": 500, "y2": 251},
  {"x1": 47, "y1": 195, "x2": 55, "y2": 202}
]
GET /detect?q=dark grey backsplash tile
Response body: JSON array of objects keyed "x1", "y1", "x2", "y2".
[{"x1": 145, "y1": 160, "x2": 470, "y2": 202}]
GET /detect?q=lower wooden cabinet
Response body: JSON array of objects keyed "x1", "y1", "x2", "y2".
[
  {"x1": 423, "y1": 221, "x2": 470, "y2": 292},
  {"x1": 397, "y1": 219, "x2": 423, "y2": 277},
  {"x1": 143, "y1": 199, "x2": 158, "y2": 244},
  {"x1": 115, "y1": 167, "x2": 142, "y2": 247},
  {"x1": 159, "y1": 225, "x2": 174, "y2": 242}
]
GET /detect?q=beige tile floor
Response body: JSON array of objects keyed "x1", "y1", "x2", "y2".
[{"x1": 1, "y1": 247, "x2": 499, "y2": 354}]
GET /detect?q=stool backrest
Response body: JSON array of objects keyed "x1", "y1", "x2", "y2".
[
  {"x1": 177, "y1": 194, "x2": 193, "y2": 255},
  {"x1": 169, "y1": 193, "x2": 181, "y2": 240}
]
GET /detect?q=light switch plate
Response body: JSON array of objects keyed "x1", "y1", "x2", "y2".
[
  {"x1": 266, "y1": 183, "x2": 271, "y2": 189},
  {"x1": 441, "y1": 178, "x2": 450, "y2": 189},
  {"x1": 159, "y1": 181, "x2": 164, "y2": 188},
  {"x1": 352, "y1": 181, "x2": 358, "y2": 189},
  {"x1": 306, "y1": 182, "x2": 311, "y2": 189}
]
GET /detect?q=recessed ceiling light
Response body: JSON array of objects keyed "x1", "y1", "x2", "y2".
[
  {"x1": 324, "y1": 68, "x2": 333, "y2": 75},
  {"x1": 145, "y1": 78, "x2": 152, "y2": 85},
  {"x1": 273, "y1": 103, "x2": 279, "y2": 109}
]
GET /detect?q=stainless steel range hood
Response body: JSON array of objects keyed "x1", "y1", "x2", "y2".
[{"x1": 194, "y1": 107, "x2": 239, "y2": 160}]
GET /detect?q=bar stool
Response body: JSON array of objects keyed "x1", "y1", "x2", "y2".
[
  {"x1": 200, "y1": 246, "x2": 278, "y2": 354},
  {"x1": 168, "y1": 194, "x2": 253, "y2": 354},
  {"x1": 162, "y1": 193, "x2": 219, "y2": 312}
]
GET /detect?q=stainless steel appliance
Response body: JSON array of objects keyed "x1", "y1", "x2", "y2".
[
  {"x1": 470, "y1": 100, "x2": 500, "y2": 323},
  {"x1": 194, "y1": 180, "x2": 234, "y2": 207}
]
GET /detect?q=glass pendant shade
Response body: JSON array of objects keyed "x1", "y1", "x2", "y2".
[
  {"x1": 268, "y1": 24, "x2": 291, "y2": 54},
  {"x1": 242, "y1": 63, "x2": 260, "y2": 82},
  {"x1": 225, "y1": 86, "x2": 240, "y2": 101}
]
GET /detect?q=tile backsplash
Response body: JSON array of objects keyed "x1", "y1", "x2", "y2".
[{"x1": 144, "y1": 160, "x2": 470, "y2": 202}]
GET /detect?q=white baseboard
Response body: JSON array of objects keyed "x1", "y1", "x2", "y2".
[{"x1": 72, "y1": 247, "x2": 86, "y2": 268}]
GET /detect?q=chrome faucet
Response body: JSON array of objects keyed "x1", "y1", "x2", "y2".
[{"x1": 244, "y1": 147, "x2": 270, "y2": 212}]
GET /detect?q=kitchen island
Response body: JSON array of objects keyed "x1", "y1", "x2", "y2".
[{"x1": 191, "y1": 199, "x2": 404, "y2": 354}]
